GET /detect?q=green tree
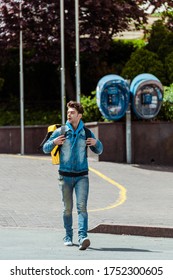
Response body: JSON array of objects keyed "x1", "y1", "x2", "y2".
[
  {"x1": 0, "y1": 0, "x2": 165, "y2": 101},
  {"x1": 165, "y1": 51, "x2": 173, "y2": 83},
  {"x1": 146, "y1": 17, "x2": 173, "y2": 62},
  {"x1": 147, "y1": 20, "x2": 168, "y2": 54},
  {"x1": 121, "y1": 48, "x2": 166, "y2": 84}
]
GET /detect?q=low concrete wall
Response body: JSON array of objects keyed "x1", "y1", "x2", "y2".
[
  {"x1": 0, "y1": 122, "x2": 173, "y2": 165},
  {"x1": 131, "y1": 121, "x2": 173, "y2": 165},
  {"x1": 97, "y1": 121, "x2": 173, "y2": 165},
  {"x1": 0, "y1": 125, "x2": 47, "y2": 154}
]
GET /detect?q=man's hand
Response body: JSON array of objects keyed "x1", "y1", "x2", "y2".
[
  {"x1": 86, "y1": 138, "x2": 97, "y2": 147},
  {"x1": 53, "y1": 135, "x2": 66, "y2": 146}
]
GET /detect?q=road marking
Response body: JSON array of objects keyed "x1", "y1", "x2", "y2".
[
  {"x1": 2, "y1": 154, "x2": 127, "y2": 212},
  {"x1": 88, "y1": 167, "x2": 127, "y2": 212}
]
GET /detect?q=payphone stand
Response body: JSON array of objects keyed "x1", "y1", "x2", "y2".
[
  {"x1": 96, "y1": 74, "x2": 130, "y2": 121},
  {"x1": 96, "y1": 73, "x2": 163, "y2": 164},
  {"x1": 130, "y1": 73, "x2": 163, "y2": 119}
]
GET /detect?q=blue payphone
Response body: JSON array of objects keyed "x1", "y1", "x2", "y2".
[
  {"x1": 96, "y1": 74, "x2": 130, "y2": 120},
  {"x1": 130, "y1": 73, "x2": 163, "y2": 119}
]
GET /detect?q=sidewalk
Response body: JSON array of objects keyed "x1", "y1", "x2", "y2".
[{"x1": 0, "y1": 154, "x2": 173, "y2": 259}]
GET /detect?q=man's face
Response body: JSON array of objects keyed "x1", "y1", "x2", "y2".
[{"x1": 67, "y1": 107, "x2": 82, "y2": 125}]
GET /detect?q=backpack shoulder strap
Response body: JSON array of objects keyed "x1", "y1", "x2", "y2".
[
  {"x1": 84, "y1": 126, "x2": 92, "y2": 139},
  {"x1": 83, "y1": 126, "x2": 92, "y2": 157},
  {"x1": 55, "y1": 125, "x2": 66, "y2": 156},
  {"x1": 61, "y1": 125, "x2": 66, "y2": 135}
]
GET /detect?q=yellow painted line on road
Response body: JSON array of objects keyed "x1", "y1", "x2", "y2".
[
  {"x1": 2, "y1": 154, "x2": 127, "y2": 212},
  {"x1": 88, "y1": 167, "x2": 127, "y2": 212},
  {"x1": 1, "y1": 154, "x2": 51, "y2": 162}
]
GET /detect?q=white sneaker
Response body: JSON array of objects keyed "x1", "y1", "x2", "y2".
[
  {"x1": 63, "y1": 236, "x2": 73, "y2": 246},
  {"x1": 79, "y1": 238, "x2": 90, "y2": 250}
]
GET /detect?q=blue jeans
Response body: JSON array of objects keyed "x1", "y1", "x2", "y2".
[{"x1": 59, "y1": 175, "x2": 89, "y2": 242}]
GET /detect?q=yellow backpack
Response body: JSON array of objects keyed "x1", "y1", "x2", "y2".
[
  {"x1": 39, "y1": 124, "x2": 66, "y2": 165},
  {"x1": 49, "y1": 124, "x2": 60, "y2": 164}
]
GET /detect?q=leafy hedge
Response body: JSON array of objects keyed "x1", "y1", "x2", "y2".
[
  {"x1": 0, "y1": 108, "x2": 62, "y2": 126},
  {"x1": 121, "y1": 48, "x2": 167, "y2": 85},
  {"x1": 158, "y1": 83, "x2": 173, "y2": 121},
  {"x1": 81, "y1": 92, "x2": 103, "y2": 122},
  {"x1": 1, "y1": 84, "x2": 173, "y2": 125}
]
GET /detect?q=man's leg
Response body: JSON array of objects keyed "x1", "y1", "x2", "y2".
[
  {"x1": 75, "y1": 175, "x2": 90, "y2": 250},
  {"x1": 59, "y1": 176, "x2": 73, "y2": 245}
]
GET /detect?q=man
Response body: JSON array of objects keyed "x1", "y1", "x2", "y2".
[{"x1": 43, "y1": 101, "x2": 103, "y2": 250}]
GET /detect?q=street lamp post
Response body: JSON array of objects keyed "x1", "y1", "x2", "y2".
[
  {"x1": 60, "y1": 0, "x2": 80, "y2": 118},
  {"x1": 19, "y1": 1, "x2": 24, "y2": 155},
  {"x1": 14, "y1": 0, "x2": 24, "y2": 155},
  {"x1": 75, "y1": 0, "x2": 80, "y2": 102},
  {"x1": 60, "y1": 0, "x2": 66, "y2": 124}
]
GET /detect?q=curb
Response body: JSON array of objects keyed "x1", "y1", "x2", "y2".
[{"x1": 88, "y1": 224, "x2": 173, "y2": 238}]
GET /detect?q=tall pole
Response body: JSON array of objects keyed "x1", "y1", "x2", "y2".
[
  {"x1": 126, "y1": 103, "x2": 132, "y2": 164},
  {"x1": 75, "y1": 0, "x2": 80, "y2": 102},
  {"x1": 19, "y1": 1, "x2": 24, "y2": 155},
  {"x1": 60, "y1": 0, "x2": 66, "y2": 124}
]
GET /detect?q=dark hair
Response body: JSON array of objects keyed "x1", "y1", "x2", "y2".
[{"x1": 67, "y1": 100, "x2": 84, "y2": 114}]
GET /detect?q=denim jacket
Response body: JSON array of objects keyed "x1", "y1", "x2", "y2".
[{"x1": 43, "y1": 120, "x2": 103, "y2": 175}]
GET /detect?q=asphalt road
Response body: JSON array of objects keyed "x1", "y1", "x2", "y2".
[{"x1": 0, "y1": 154, "x2": 173, "y2": 261}]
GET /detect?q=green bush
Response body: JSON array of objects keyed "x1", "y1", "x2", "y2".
[
  {"x1": 146, "y1": 18, "x2": 173, "y2": 66},
  {"x1": 1, "y1": 84, "x2": 173, "y2": 124},
  {"x1": 165, "y1": 51, "x2": 173, "y2": 83},
  {"x1": 158, "y1": 84, "x2": 173, "y2": 121},
  {"x1": 147, "y1": 20, "x2": 168, "y2": 54},
  {"x1": 157, "y1": 32, "x2": 173, "y2": 62},
  {"x1": 0, "y1": 92, "x2": 102, "y2": 125},
  {"x1": 121, "y1": 48, "x2": 166, "y2": 84},
  {"x1": 24, "y1": 109, "x2": 62, "y2": 125},
  {"x1": 81, "y1": 92, "x2": 103, "y2": 123},
  {"x1": 0, "y1": 109, "x2": 20, "y2": 126},
  {"x1": 0, "y1": 108, "x2": 61, "y2": 126}
]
